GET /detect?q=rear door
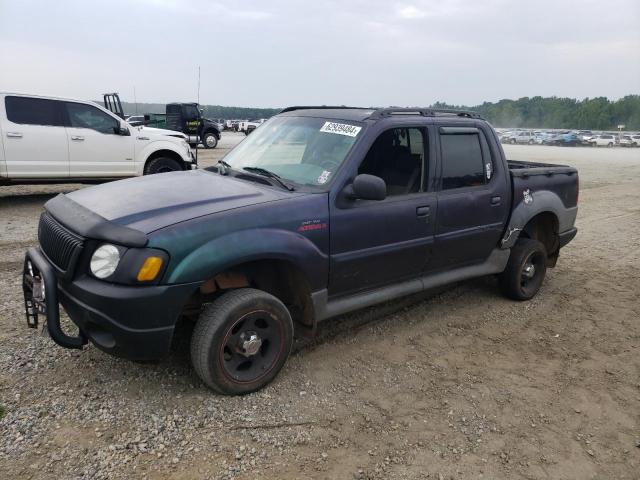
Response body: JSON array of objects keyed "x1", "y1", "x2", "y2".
[
  {"x1": 2, "y1": 96, "x2": 69, "y2": 178},
  {"x1": 63, "y1": 101, "x2": 135, "y2": 177},
  {"x1": 432, "y1": 125, "x2": 510, "y2": 269}
]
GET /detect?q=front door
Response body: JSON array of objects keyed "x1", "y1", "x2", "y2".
[
  {"x1": 329, "y1": 126, "x2": 436, "y2": 296},
  {"x1": 2, "y1": 96, "x2": 69, "y2": 178},
  {"x1": 64, "y1": 102, "x2": 134, "y2": 177},
  {"x1": 432, "y1": 125, "x2": 510, "y2": 269}
]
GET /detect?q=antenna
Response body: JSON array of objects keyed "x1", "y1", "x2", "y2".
[
  {"x1": 133, "y1": 86, "x2": 138, "y2": 114},
  {"x1": 197, "y1": 66, "x2": 201, "y2": 105}
]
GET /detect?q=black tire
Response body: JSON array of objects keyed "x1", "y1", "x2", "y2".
[
  {"x1": 203, "y1": 132, "x2": 218, "y2": 149},
  {"x1": 608, "y1": 142, "x2": 613, "y2": 148},
  {"x1": 499, "y1": 238, "x2": 548, "y2": 301},
  {"x1": 191, "y1": 288, "x2": 294, "y2": 395},
  {"x1": 528, "y1": 139, "x2": 534, "y2": 145},
  {"x1": 144, "y1": 157, "x2": 182, "y2": 175},
  {"x1": 510, "y1": 138, "x2": 516, "y2": 144}
]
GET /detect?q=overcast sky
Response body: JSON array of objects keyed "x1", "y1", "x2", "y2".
[{"x1": 1, "y1": 0, "x2": 639, "y2": 108}]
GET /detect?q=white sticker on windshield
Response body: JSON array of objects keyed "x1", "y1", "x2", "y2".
[
  {"x1": 317, "y1": 170, "x2": 331, "y2": 184},
  {"x1": 320, "y1": 122, "x2": 361, "y2": 137}
]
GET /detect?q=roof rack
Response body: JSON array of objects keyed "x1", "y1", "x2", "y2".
[
  {"x1": 279, "y1": 105, "x2": 482, "y2": 120},
  {"x1": 279, "y1": 106, "x2": 369, "y2": 114},
  {"x1": 367, "y1": 107, "x2": 482, "y2": 120}
]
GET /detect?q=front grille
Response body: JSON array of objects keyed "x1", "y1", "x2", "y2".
[{"x1": 38, "y1": 213, "x2": 84, "y2": 273}]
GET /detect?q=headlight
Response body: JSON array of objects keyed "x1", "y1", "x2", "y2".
[{"x1": 90, "y1": 244, "x2": 121, "y2": 279}]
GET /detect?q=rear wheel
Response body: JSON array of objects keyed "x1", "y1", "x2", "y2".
[
  {"x1": 510, "y1": 138, "x2": 516, "y2": 144},
  {"x1": 144, "y1": 157, "x2": 182, "y2": 175},
  {"x1": 499, "y1": 238, "x2": 548, "y2": 301},
  {"x1": 608, "y1": 142, "x2": 613, "y2": 147},
  {"x1": 191, "y1": 289, "x2": 294, "y2": 395},
  {"x1": 203, "y1": 132, "x2": 218, "y2": 149}
]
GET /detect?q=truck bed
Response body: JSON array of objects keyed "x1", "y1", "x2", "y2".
[
  {"x1": 507, "y1": 160, "x2": 579, "y2": 214},
  {"x1": 507, "y1": 160, "x2": 577, "y2": 177}
]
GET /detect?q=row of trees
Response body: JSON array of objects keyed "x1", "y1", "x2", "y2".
[
  {"x1": 432, "y1": 95, "x2": 640, "y2": 130},
  {"x1": 119, "y1": 95, "x2": 640, "y2": 130}
]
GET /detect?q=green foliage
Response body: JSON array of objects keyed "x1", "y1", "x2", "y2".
[
  {"x1": 432, "y1": 95, "x2": 640, "y2": 130},
  {"x1": 119, "y1": 102, "x2": 279, "y2": 121},
  {"x1": 114, "y1": 96, "x2": 640, "y2": 130}
]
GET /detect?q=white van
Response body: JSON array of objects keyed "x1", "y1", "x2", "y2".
[{"x1": 0, "y1": 92, "x2": 196, "y2": 183}]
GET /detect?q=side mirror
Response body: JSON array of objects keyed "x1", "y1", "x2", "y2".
[
  {"x1": 344, "y1": 174, "x2": 386, "y2": 201},
  {"x1": 114, "y1": 124, "x2": 130, "y2": 136}
]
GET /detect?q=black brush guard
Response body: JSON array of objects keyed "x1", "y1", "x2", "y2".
[{"x1": 23, "y1": 247, "x2": 87, "y2": 349}]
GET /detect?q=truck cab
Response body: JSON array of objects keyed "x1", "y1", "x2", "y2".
[{"x1": 165, "y1": 102, "x2": 221, "y2": 149}]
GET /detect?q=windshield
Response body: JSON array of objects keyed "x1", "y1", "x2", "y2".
[{"x1": 222, "y1": 116, "x2": 363, "y2": 187}]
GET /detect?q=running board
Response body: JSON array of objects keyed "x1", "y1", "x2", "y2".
[{"x1": 312, "y1": 248, "x2": 510, "y2": 322}]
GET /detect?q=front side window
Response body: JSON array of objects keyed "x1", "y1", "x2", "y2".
[
  {"x1": 358, "y1": 127, "x2": 425, "y2": 196},
  {"x1": 65, "y1": 103, "x2": 119, "y2": 134},
  {"x1": 440, "y1": 133, "x2": 485, "y2": 190},
  {"x1": 5, "y1": 96, "x2": 62, "y2": 126},
  {"x1": 183, "y1": 105, "x2": 200, "y2": 120},
  {"x1": 223, "y1": 116, "x2": 363, "y2": 187}
]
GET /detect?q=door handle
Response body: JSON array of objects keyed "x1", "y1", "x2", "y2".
[
  {"x1": 490, "y1": 196, "x2": 502, "y2": 206},
  {"x1": 416, "y1": 206, "x2": 431, "y2": 217},
  {"x1": 71, "y1": 135, "x2": 85, "y2": 141},
  {"x1": 6, "y1": 132, "x2": 22, "y2": 138}
]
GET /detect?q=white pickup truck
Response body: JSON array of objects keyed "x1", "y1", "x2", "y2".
[{"x1": 0, "y1": 92, "x2": 196, "y2": 183}]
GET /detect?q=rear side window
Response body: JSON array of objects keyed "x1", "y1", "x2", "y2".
[
  {"x1": 5, "y1": 96, "x2": 63, "y2": 126},
  {"x1": 440, "y1": 133, "x2": 485, "y2": 190},
  {"x1": 65, "y1": 102, "x2": 119, "y2": 134}
]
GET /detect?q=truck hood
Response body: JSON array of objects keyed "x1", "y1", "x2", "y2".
[
  {"x1": 136, "y1": 126, "x2": 187, "y2": 139},
  {"x1": 65, "y1": 170, "x2": 296, "y2": 234}
]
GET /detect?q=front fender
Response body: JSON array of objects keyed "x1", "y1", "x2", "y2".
[
  {"x1": 502, "y1": 190, "x2": 578, "y2": 248},
  {"x1": 164, "y1": 228, "x2": 329, "y2": 289},
  {"x1": 135, "y1": 140, "x2": 192, "y2": 175}
]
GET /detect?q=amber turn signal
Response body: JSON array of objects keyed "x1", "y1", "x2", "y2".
[{"x1": 136, "y1": 256, "x2": 163, "y2": 282}]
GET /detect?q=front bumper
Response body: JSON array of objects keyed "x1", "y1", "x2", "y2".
[{"x1": 23, "y1": 247, "x2": 199, "y2": 361}]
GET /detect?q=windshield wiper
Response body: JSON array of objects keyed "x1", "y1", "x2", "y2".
[
  {"x1": 217, "y1": 160, "x2": 232, "y2": 175},
  {"x1": 242, "y1": 167, "x2": 295, "y2": 191}
]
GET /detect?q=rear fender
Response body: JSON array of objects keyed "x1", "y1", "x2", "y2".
[
  {"x1": 502, "y1": 190, "x2": 577, "y2": 249},
  {"x1": 164, "y1": 228, "x2": 328, "y2": 290}
]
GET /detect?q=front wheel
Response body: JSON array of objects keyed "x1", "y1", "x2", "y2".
[
  {"x1": 144, "y1": 157, "x2": 182, "y2": 174},
  {"x1": 202, "y1": 132, "x2": 218, "y2": 149},
  {"x1": 499, "y1": 238, "x2": 548, "y2": 301},
  {"x1": 191, "y1": 289, "x2": 294, "y2": 395}
]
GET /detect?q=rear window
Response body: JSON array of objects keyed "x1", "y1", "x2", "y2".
[
  {"x1": 440, "y1": 133, "x2": 486, "y2": 190},
  {"x1": 5, "y1": 96, "x2": 63, "y2": 126}
]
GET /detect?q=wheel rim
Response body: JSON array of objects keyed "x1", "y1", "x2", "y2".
[
  {"x1": 206, "y1": 135, "x2": 216, "y2": 147},
  {"x1": 219, "y1": 310, "x2": 284, "y2": 384},
  {"x1": 519, "y1": 251, "x2": 545, "y2": 295}
]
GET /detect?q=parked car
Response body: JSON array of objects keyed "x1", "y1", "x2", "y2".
[
  {"x1": 630, "y1": 134, "x2": 640, "y2": 146},
  {"x1": 535, "y1": 132, "x2": 553, "y2": 145},
  {"x1": 547, "y1": 131, "x2": 580, "y2": 146},
  {"x1": 238, "y1": 119, "x2": 266, "y2": 134},
  {"x1": 619, "y1": 135, "x2": 635, "y2": 147},
  {"x1": 590, "y1": 134, "x2": 616, "y2": 147},
  {"x1": 22, "y1": 106, "x2": 579, "y2": 394},
  {"x1": 0, "y1": 92, "x2": 196, "y2": 183},
  {"x1": 507, "y1": 131, "x2": 536, "y2": 144}
]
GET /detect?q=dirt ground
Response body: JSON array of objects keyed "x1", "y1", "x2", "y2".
[{"x1": 1, "y1": 134, "x2": 639, "y2": 479}]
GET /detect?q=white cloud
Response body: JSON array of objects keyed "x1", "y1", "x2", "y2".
[{"x1": 397, "y1": 5, "x2": 428, "y2": 19}]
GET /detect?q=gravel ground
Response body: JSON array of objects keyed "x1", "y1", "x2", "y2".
[{"x1": 1, "y1": 133, "x2": 639, "y2": 479}]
